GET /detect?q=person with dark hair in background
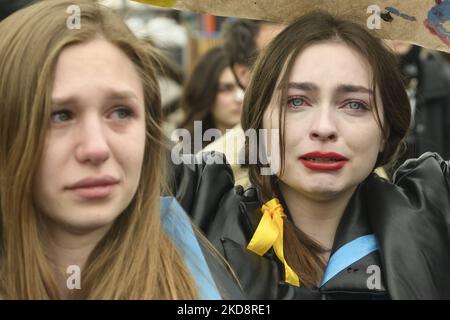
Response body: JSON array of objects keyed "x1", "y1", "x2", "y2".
[
  {"x1": 386, "y1": 41, "x2": 450, "y2": 165},
  {"x1": 199, "y1": 19, "x2": 284, "y2": 188},
  {"x1": 179, "y1": 46, "x2": 243, "y2": 150},
  {"x1": 222, "y1": 19, "x2": 285, "y2": 89}
]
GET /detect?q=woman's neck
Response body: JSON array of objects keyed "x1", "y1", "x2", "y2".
[
  {"x1": 42, "y1": 220, "x2": 111, "y2": 299},
  {"x1": 279, "y1": 183, "x2": 356, "y2": 256},
  {"x1": 215, "y1": 124, "x2": 228, "y2": 136}
]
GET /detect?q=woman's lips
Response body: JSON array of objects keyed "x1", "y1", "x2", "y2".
[
  {"x1": 299, "y1": 151, "x2": 348, "y2": 171},
  {"x1": 69, "y1": 184, "x2": 117, "y2": 199},
  {"x1": 299, "y1": 158, "x2": 348, "y2": 171},
  {"x1": 66, "y1": 176, "x2": 119, "y2": 200}
]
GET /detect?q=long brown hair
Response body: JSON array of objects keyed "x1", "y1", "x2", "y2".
[
  {"x1": 241, "y1": 11, "x2": 411, "y2": 287},
  {"x1": 0, "y1": 0, "x2": 198, "y2": 299}
]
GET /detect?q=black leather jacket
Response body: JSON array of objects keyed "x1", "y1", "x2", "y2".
[{"x1": 176, "y1": 152, "x2": 450, "y2": 299}]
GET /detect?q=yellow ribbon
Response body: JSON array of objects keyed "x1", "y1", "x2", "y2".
[
  {"x1": 131, "y1": 0, "x2": 177, "y2": 8},
  {"x1": 247, "y1": 198, "x2": 300, "y2": 287}
]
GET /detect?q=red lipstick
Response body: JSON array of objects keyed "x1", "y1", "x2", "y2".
[{"x1": 299, "y1": 151, "x2": 348, "y2": 171}]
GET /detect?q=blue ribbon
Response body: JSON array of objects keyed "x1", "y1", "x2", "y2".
[
  {"x1": 320, "y1": 234, "x2": 380, "y2": 287},
  {"x1": 161, "y1": 197, "x2": 221, "y2": 299}
]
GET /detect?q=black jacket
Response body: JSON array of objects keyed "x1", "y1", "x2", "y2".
[{"x1": 176, "y1": 152, "x2": 450, "y2": 299}]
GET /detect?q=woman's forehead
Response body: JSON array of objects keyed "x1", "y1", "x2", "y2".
[
  {"x1": 52, "y1": 38, "x2": 144, "y2": 103},
  {"x1": 287, "y1": 42, "x2": 373, "y2": 91}
]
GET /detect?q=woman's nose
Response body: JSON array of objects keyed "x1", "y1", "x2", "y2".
[
  {"x1": 75, "y1": 118, "x2": 110, "y2": 165},
  {"x1": 309, "y1": 106, "x2": 338, "y2": 142}
]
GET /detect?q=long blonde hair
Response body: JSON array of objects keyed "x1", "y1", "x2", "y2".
[{"x1": 0, "y1": 0, "x2": 197, "y2": 299}]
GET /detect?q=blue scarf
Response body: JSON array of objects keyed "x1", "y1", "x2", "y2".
[{"x1": 160, "y1": 197, "x2": 221, "y2": 299}]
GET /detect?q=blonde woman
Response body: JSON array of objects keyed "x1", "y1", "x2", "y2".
[{"x1": 0, "y1": 0, "x2": 240, "y2": 299}]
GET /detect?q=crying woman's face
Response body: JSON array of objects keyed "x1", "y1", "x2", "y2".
[{"x1": 262, "y1": 41, "x2": 385, "y2": 201}]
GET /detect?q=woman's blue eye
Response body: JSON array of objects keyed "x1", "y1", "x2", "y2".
[
  {"x1": 51, "y1": 110, "x2": 72, "y2": 123},
  {"x1": 288, "y1": 97, "x2": 306, "y2": 109},
  {"x1": 111, "y1": 107, "x2": 132, "y2": 120},
  {"x1": 347, "y1": 101, "x2": 367, "y2": 110}
]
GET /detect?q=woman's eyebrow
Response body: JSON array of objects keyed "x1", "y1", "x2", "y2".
[
  {"x1": 335, "y1": 84, "x2": 373, "y2": 95},
  {"x1": 286, "y1": 82, "x2": 319, "y2": 92},
  {"x1": 285, "y1": 82, "x2": 372, "y2": 95},
  {"x1": 51, "y1": 89, "x2": 139, "y2": 106},
  {"x1": 106, "y1": 90, "x2": 139, "y2": 101}
]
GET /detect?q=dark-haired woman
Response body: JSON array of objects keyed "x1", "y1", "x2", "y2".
[
  {"x1": 177, "y1": 11, "x2": 450, "y2": 300},
  {"x1": 179, "y1": 46, "x2": 243, "y2": 150}
]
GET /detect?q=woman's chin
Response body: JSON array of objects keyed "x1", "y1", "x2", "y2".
[
  {"x1": 48, "y1": 213, "x2": 117, "y2": 236},
  {"x1": 305, "y1": 186, "x2": 343, "y2": 200}
]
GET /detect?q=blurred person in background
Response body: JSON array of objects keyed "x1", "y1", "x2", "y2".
[
  {"x1": 179, "y1": 46, "x2": 244, "y2": 150},
  {"x1": 386, "y1": 40, "x2": 450, "y2": 167},
  {"x1": 222, "y1": 18, "x2": 285, "y2": 89},
  {"x1": 199, "y1": 19, "x2": 285, "y2": 188}
]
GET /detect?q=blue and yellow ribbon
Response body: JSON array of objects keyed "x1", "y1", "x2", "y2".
[{"x1": 247, "y1": 198, "x2": 300, "y2": 287}]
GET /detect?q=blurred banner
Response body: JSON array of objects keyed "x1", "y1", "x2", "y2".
[{"x1": 132, "y1": 0, "x2": 450, "y2": 53}]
